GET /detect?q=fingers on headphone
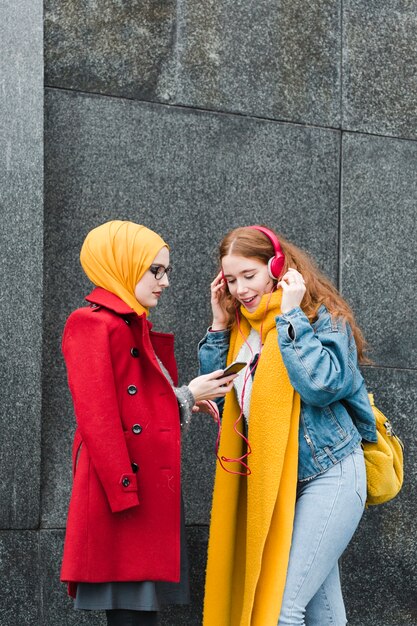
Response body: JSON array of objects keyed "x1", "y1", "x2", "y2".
[
  {"x1": 285, "y1": 268, "x2": 305, "y2": 283},
  {"x1": 211, "y1": 273, "x2": 223, "y2": 287}
]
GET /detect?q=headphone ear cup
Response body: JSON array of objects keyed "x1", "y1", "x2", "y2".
[
  {"x1": 248, "y1": 225, "x2": 285, "y2": 279},
  {"x1": 268, "y1": 255, "x2": 285, "y2": 280}
]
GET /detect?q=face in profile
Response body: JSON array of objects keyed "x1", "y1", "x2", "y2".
[
  {"x1": 134, "y1": 246, "x2": 171, "y2": 308},
  {"x1": 222, "y1": 254, "x2": 274, "y2": 311}
]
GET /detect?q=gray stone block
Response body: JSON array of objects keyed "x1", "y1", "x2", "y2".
[
  {"x1": 0, "y1": 531, "x2": 40, "y2": 626},
  {"x1": 43, "y1": 89, "x2": 341, "y2": 527},
  {"x1": 182, "y1": 418, "x2": 217, "y2": 525},
  {"x1": 44, "y1": 0, "x2": 341, "y2": 127},
  {"x1": 342, "y1": 367, "x2": 416, "y2": 626},
  {"x1": 0, "y1": 0, "x2": 43, "y2": 528},
  {"x1": 343, "y1": 0, "x2": 417, "y2": 139},
  {"x1": 160, "y1": 0, "x2": 341, "y2": 127},
  {"x1": 44, "y1": 0, "x2": 176, "y2": 102},
  {"x1": 41, "y1": 530, "x2": 105, "y2": 625},
  {"x1": 160, "y1": 525, "x2": 208, "y2": 626},
  {"x1": 341, "y1": 133, "x2": 417, "y2": 369}
]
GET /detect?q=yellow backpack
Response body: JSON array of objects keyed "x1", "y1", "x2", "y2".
[{"x1": 363, "y1": 394, "x2": 404, "y2": 506}]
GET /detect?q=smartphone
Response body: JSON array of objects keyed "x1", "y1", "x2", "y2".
[{"x1": 219, "y1": 361, "x2": 247, "y2": 377}]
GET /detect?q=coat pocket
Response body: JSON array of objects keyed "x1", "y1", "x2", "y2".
[{"x1": 72, "y1": 429, "x2": 83, "y2": 477}]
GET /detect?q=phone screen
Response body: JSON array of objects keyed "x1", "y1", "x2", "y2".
[{"x1": 221, "y1": 361, "x2": 247, "y2": 377}]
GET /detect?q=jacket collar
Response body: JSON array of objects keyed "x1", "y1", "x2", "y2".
[{"x1": 85, "y1": 287, "x2": 146, "y2": 318}]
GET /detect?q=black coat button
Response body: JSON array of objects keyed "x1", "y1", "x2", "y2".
[
  {"x1": 127, "y1": 385, "x2": 137, "y2": 395},
  {"x1": 132, "y1": 424, "x2": 142, "y2": 435},
  {"x1": 122, "y1": 477, "x2": 130, "y2": 487},
  {"x1": 130, "y1": 347, "x2": 139, "y2": 358},
  {"x1": 131, "y1": 462, "x2": 139, "y2": 473},
  {"x1": 124, "y1": 318, "x2": 130, "y2": 325}
]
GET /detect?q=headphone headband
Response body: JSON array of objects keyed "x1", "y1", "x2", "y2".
[{"x1": 247, "y1": 225, "x2": 285, "y2": 279}]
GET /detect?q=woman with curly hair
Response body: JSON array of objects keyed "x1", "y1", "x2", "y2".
[{"x1": 199, "y1": 225, "x2": 376, "y2": 626}]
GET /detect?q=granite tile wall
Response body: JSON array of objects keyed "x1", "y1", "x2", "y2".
[
  {"x1": 341, "y1": 133, "x2": 417, "y2": 368},
  {"x1": 2, "y1": 0, "x2": 416, "y2": 624},
  {"x1": 44, "y1": 0, "x2": 176, "y2": 102},
  {"x1": 339, "y1": 132, "x2": 417, "y2": 625},
  {"x1": 0, "y1": 532, "x2": 40, "y2": 625},
  {"x1": 44, "y1": 0, "x2": 341, "y2": 127},
  {"x1": 42, "y1": 89, "x2": 340, "y2": 529},
  {"x1": 343, "y1": 0, "x2": 417, "y2": 139},
  {"x1": 0, "y1": 0, "x2": 43, "y2": 529},
  {"x1": 343, "y1": 368, "x2": 417, "y2": 626}
]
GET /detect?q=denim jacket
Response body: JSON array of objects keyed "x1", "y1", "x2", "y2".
[{"x1": 198, "y1": 305, "x2": 377, "y2": 481}]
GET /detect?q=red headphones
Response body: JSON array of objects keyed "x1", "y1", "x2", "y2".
[{"x1": 248, "y1": 225, "x2": 285, "y2": 280}]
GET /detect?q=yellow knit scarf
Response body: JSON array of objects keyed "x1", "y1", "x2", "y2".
[{"x1": 203, "y1": 290, "x2": 300, "y2": 626}]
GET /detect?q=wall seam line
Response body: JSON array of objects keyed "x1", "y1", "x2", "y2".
[{"x1": 43, "y1": 86, "x2": 417, "y2": 144}]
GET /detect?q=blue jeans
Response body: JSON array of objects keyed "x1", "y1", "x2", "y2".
[{"x1": 278, "y1": 446, "x2": 366, "y2": 626}]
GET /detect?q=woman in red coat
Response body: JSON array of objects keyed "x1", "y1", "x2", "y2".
[{"x1": 61, "y1": 220, "x2": 235, "y2": 626}]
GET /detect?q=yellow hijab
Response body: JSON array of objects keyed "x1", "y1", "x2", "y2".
[{"x1": 80, "y1": 220, "x2": 168, "y2": 317}]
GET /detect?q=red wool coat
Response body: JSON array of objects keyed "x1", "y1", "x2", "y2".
[{"x1": 60, "y1": 287, "x2": 181, "y2": 597}]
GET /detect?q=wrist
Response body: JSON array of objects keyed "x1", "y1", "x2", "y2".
[
  {"x1": 188, "y1": 380, "x2": 196, "y2": 397},
  {"x1": 281, "y1": 302, "x2": 302, "y2": 315},
  {"x1": 211, "y1": 320, "x2": 227, "y2": 331},
  {"x1": 280, "y1": 304, "x2": 302, "y2": 316}
]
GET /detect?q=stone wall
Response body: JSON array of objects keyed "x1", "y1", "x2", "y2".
[
  {"x1": 1, "y1": 1, "x2": 416, "y2": 624},
  {"x1": 0, "y1": 0, "x2": 43, "y2": 624}
]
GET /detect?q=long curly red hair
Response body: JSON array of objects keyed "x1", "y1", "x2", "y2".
[{"x1": 218, "y1": 226, "x2": 370, "y2": 363}]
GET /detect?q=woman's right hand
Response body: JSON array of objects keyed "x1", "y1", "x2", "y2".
[
  {"x1": 278, "y1": 267, "x2": 306, "y2": 314},
  {"x1": 188, "y1": 370, "x2": 236, "y2": 402},
  {"x1": 210, "y1": 272, "x2": 229, "y2": 330}
]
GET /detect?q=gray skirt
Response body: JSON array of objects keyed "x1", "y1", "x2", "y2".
[{"x1": 74, "y1": 500, "x2": 190, "y2": 611}]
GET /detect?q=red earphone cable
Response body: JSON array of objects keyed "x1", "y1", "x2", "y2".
[{"x1": 217, "y1": 291, "x2": 274, "y2": 476}]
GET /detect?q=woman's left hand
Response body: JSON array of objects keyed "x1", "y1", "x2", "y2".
[
  {"x1": 192, "y1": 400, "x2": 220, "y2": 421},
  {"x1": 278, "y1": 268, "x2": 306, "y2": 314}
]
